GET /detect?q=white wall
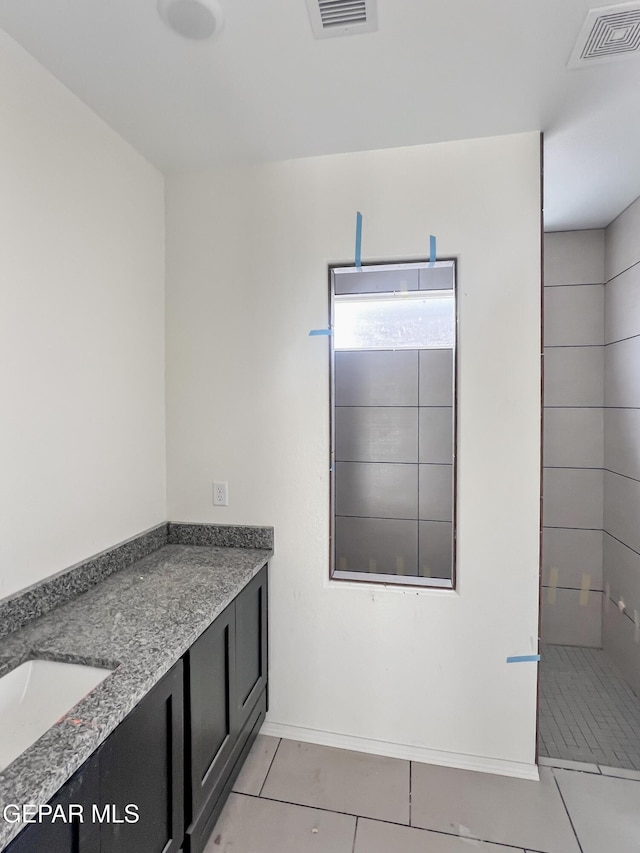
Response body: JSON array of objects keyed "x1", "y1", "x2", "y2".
[
  {"x1": 0, "y1": 29, "x2": 166, "y2": 599},
  {"x1": 166, "y1": 133, "x2": 542, "y2": 775}
]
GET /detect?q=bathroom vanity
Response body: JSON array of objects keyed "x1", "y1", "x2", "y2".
[{"x1": 0, "y1": 524, "x2": 271, "y2": 853}]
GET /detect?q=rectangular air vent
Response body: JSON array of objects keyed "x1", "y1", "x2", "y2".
[
  {"x1": 569, "y1": 2, "x2": 640, "y2": 68},
  {"x1": 305, "y1": 0, "x2": 377, "y2": 39}
]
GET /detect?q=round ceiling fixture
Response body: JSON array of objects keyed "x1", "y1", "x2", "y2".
[{"x1": 157, "y1": 0, "x2": 224, "y2": 41}]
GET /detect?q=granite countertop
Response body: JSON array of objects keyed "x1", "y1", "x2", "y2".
[{"x1": 0, "y1": 541, "x2": 271, "y2": 850}]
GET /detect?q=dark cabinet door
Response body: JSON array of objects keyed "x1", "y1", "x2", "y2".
[
  {"x1": 235, "y1": 567, "x2": 268, "y2": 727},
  {"x1": 98, "y1": 660, "x2": 184, "y2": 853},
  {"x1": 186, "y1": 600, "x2": 236, "y2": 826},
  {"x1": 5, "y1": 753, "x2": 100, "y2": 853}
]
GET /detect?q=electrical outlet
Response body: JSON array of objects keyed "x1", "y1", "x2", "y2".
[{"x1": 213, "y1": 481, "x2": 228, "y2": 506}]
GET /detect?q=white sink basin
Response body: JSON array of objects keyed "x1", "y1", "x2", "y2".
[{"x1": 0, "y1": 659, "x2": 112, "y2": 771}]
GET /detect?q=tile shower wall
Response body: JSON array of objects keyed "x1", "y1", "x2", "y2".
[
  {"x1": 603, "y1": 195, "x2": 640, "y2": 694},
  {"x1": 542, "y1": 230, "x2": 605, "y2": 647},
  {"x1": 334, "y1": 348, "x2": 453, "y2": 578}
]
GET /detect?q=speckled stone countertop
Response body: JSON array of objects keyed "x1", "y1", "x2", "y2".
[{"x1": 0, "y1": 542, "x2": 271, "y2": 851}]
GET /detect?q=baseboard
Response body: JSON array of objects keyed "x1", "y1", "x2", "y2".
[{"x1": 259, "y1": 721, "x2": 539, "y2": 781}]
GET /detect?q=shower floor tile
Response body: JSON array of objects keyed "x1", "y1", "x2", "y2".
[{"x1": 539, "y1": 643, "x2": 640, "y2": 771}]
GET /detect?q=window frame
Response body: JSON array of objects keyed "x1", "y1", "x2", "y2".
[{"x1": 328, "y1": 257, "x2": 459, "y2": 590}]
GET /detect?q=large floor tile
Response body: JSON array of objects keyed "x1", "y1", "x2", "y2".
[
  {"x1": 261, "y1": 739, "x2": 410, "y2": 824},
  {"x1": 354, "y1": 818, "x2": 523, "y2": 853},
  {"x1": 554, "y1": 769, "x2": 640, "y2": 853},
  {"x1": 206, "y1": 793, "x2": 356, "y2": 853},
  {"x1": 232, "y1": 734, "x2": 280, "y2": 795},
  {"x1": 410, "y1": 764, "x2": 580, "y2": 853}
]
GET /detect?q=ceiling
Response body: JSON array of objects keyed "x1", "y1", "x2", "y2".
[{"x1": 1, "y1": 0, "x2": 640, "y2": 231}]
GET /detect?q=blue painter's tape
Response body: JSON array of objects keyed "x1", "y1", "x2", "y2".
[
  {"x1": 429, "y1": 234, "x2": 437, "y2": 265},
  {"x1": 309, "y1": 329, "x2": 332, "y2": 336},
  {"x1": 506, "y1": 655, "x2": 541, "y2": 663},
  {"x1": 355, "y1": 211, "x2": 363, "y2": 269}
]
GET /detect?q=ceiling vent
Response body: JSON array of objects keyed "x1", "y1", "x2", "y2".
[
  {"x1": 305, "y1": 0, "x2": 378, "y2": 39},
  {"x1": 569, "y1": 2, "x2": 640, "y2": 68}
]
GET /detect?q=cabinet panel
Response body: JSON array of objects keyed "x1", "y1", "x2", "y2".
[
  {"x1": 235, "y1": 567, "x2": 268, "y2": 726},
  {"x1": 187, "y1": 691, "x2": 267, "y2": 853},
  {"x1": 99, "y1": 660, "x2": 184, "y2": 853},
  {"x1": 5, "y1": 754, "x2": 100, "y2": 853},
  {"x1": 187, "y1": 601, "x2": 236, "y2": 823}
]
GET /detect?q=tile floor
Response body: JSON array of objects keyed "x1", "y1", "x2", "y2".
[
  {"x1": 206, "y1": 734, "x2": 640, "y2": 853},
  {"x1": 539, "y1": 642, "x2": 640, "y2": 770}
]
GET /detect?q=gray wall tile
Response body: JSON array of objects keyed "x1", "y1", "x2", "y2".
[
  {"x1": 602, "y1": 200, "x2": 640, "y2": 683},
  {"x1": 604, "y1": 337, "x2": 640, "y2": 408},
  {"x1": 605, "y1": 195, "x2": 640, "y2": 281},
  {"x1": 543, "y1": 408, "x2": 603, "y2": 469},
  {"x1": 335, "y1": 516, "x2": 418, "y2": 575},
  {"x1": 604, "y1": 533, "x2": 640, "y2": 620},
  {"x1": 604, "y1": 470, "x2": 640, "y2": 556},
  {"x1": 543, "y1": 468, "x2": 603, "y2": 529},
  {"x1": 418, "y1": 464, "x2": 453, "y2": 522},
  {"x1": 334, "y1": 267, "x2": 419, "y2": 294},
  {"x1": 541, "y1": 588, "x2": 603, "y2": 647},
  {"x1": 418, "y1": 265, "x2": 454, "y2": 291},
  {"x1": 544, "y1": 346, "x2": 603, "y2": 407},
  {"x1": 418, "y1": 521, "x2": 453, "y2": 579},
  {"x1": 604, "y1": 408, "x2": 640, "y2": 482},
  {"x1": 418, "y1": 407, "x2": 453, "y2": 464},
  {"x1": 335, "y1": 407, "x2": 418, "y2": 463},
  {"x1": 544, "y1": 285, "x2": 604, "y2": 346},
  {"x1": 605, "y1": 262, "x2": 640, "y2": 344},
  {"x1": 542, "y1": 528, "x2": 603, "y2": 590},
  {"x1": 603, "y1": 604, "x2": 640, "y2": 695},
  {"x1": 544, "y1": 230, "x2": 605, "y2": 286},
  {"x1": 419, "y1": 349, "x2": 453, "y2": 406},
  {"x1": 335, "y1": 350, "x2": 418, "y2": 406},
  {"x1": 335, "y1": 461, "x2": 418, "y2": 519}
]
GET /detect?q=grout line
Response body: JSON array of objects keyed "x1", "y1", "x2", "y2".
[
  {"x1": 605, "y1": 332, "x2": 640, "y2": 346},
  {"x1": 541, "y1": 585, "x2": 603, "y2": 593},
  {"x1": 603, "y1": 530, "x2": 640, "y2": 560},
  {"x1": 605, "y1": 257, "x2": 640, "y2": 284},
  {"x1": 336, "y1": 461, "x2": 452, "y2": 466},
  {"x1": 603, "y1": 468, "x2": 640, "y2": 485},
  {"x1": 336, "y1": 514, "x2": 451, "y2": 523},
  {"x1": 543, "y1": 465, "x2": 604, "y2": 471},
  {"x1": 544, "y1": 344, "x2": 604, "y2": 349},
  {"x1": 544, "y1": 282, "x2": 604, "y2": 288},
  {"x1": 351, "y1": 816, "x2": 358, "y2": 853},
  {"x1": 258, "y1": 737, "x2": 282, "y2": 797},
  {"x1": 552, "y1": 772, "x2": 585, "y2": 853},
  {"x1": 240, "y1": 791, "x2": 533, "y2": 851},
  {"x1": 334, "y1": 405, "x2": 451, "y2": 409}
]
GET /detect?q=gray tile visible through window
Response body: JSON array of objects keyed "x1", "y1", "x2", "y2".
[
  {"x1": 418, "y1": 407, "x2": 453, "y2": 464},
  {"x1": 419, "y1": 349, "x2": 453, "y2": 406},
  {"x1": 335, "y1": 350, "x2": 418, "y2": 406},
  {"x1": 336, "y1": 462, "x2": 418, "y2": 520},
  {"x1": 419, "y1": 464, "x2": 453, "y2": 522},
  {"x1": 335, "y1": 517, "x2": 418, "y2": 575},
  {"x1": 335, "y1": 407, "x2": 418, "y2": 463}
]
